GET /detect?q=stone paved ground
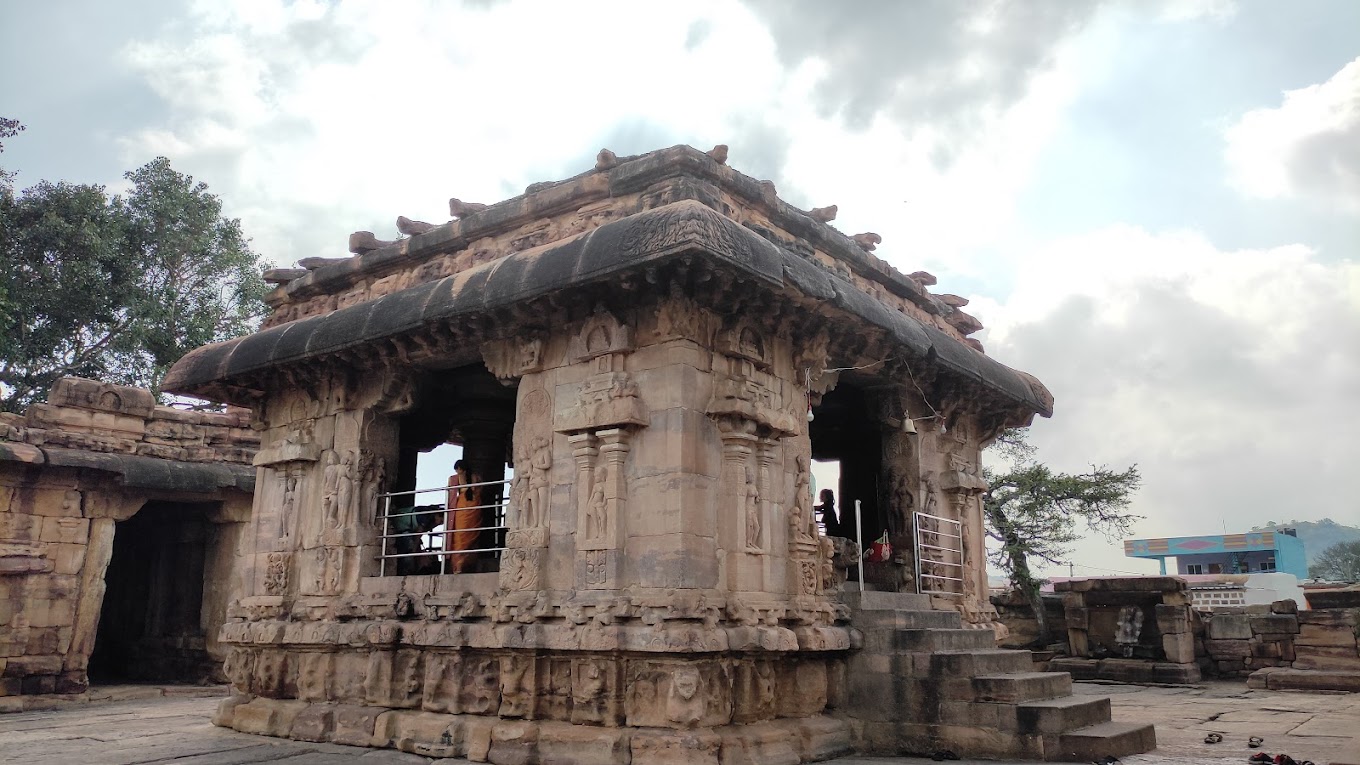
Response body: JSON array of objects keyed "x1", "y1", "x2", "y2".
[{"x1": 0, "y1": 681, "x2": 1354, "y2": 764}]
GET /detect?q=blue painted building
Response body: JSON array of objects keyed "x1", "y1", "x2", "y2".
[{"x1": 1123, "y1": 530, "x2": 1308, "y2": 579}]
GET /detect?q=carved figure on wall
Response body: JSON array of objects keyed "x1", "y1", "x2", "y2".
[
  {"x1": 744, "y1": 466, "x2": 762, "y2": 552},
  {"x1": 499, "y1": 655, "x2": 533, "y2": 717},
  {"x1": 922, "y1": 472, "x2": 940, "y2": 518},
  {"x1": 791, "y1": 455, "x2": 814, "y2": 542},
  {"x1": 280, "y1": 472, "x2": 298, "y2": 540},
  {"x1": 585, "y1": 465, "x2": 607, "y2": 541},
  {"x1": 573, "y1": 659, "x2": 609, "y2": 723},
  {"x1": 361, "y1": 454, "x2": 387, "y2": 524},
  {"x1": 321, "y1": 450, "x2": 341, "y2": 528},
  {"x1": 509, "y1": 469, "x2": 529, "y2": 528},
  {"x1": 264, "y1": 552, "x2": 289, "y2": 595},
  {"x1": 819, "y1": 536, "x2": 836, "y2": 592},
  {"x1": 335, "y1": 450, "x2": 357, "y2": 528},
  {"x1": 526, "y1": 435, "x2": 551, "y2": 528},
  {"x1": 666, "y1": 666, "x2": 705, "y2": 728},
  {"x1": 656, "y1": 282, "x2": 702, "y2": 340}
]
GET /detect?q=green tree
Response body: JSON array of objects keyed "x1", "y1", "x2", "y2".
[
  {"x1": 0, "y1": 157, "x2": 268, "y2": 411},
  {"x1": 983, "y1": 429, "x2": 1142, "y2": 645},
  {"x1": 1309, "y1": 540, "x2": 1360, "y2": 582}
]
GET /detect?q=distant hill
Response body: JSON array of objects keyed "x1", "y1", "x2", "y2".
[{"x1": 1253, "y1": 518, "x2": 1360, "y2": 565}]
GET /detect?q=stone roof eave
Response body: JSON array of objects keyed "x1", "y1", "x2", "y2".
[{"x1": 164, "y1": 200, "x2": 1053, "y2": 418}]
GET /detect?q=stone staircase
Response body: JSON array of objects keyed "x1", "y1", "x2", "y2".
[{"x1": 840, "y1": 590, "x2": 1156, "y2": 762}]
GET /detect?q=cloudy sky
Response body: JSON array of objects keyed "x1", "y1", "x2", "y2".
[{"x1": 3, "y1": 0, "x2": 1357, "y2": 577}]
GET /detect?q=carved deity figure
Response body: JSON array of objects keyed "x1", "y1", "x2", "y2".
[
  {"x1": 666, "y1": 666, "x2": 705, "y2": 728},
  {"x1": 321, "y1": 450, "x2": 341, "y2": 528},
  {"x1": 744, "y1": 466, "x2": 762, "y2": 551},
  {"x1": 280, "y1": 473, "x2": 298, "y2": 540},
  {"x1": 335, "y1": 450, "x2": 357, "y2": 528},
  {"x1": 509, "y1": 470, "x2": 529, "y2": 528},
  {"x1": 361, "y1": 454, "x2": 387, "y2": 524},
  {"x1": 526, "y1": 435, "x2": 551, "y2": 528},
  {"x1": 791, "y1": 455, "x2": 814, "y2": 542},
  {"x1": 573, "y1": 660, "x2": 609, "y2": 723},
  {"x1": 586, "y1": 465, "x2": 607, "y2": 541}
]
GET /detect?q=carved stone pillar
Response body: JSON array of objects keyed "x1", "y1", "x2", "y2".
[
  {"x1": 717, "y1": 417, "x2": 761, "y2": 592},
  {"x1": 568, "y1": 431, "x2": 599, "y2": 538}
]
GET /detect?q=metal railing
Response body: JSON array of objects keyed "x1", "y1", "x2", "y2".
[
  {"x1": 377, "y1": 478, "x2": 511, "y2": 576},
  {"x1": 914, "y1": 510, "x2": 964, "y2": 596}
]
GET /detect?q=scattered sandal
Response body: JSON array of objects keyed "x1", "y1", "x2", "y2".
[
  {"x1": 1272, "y1": 755, "x2": 1297, "y2": 765},
  {"x1": 1206, "y1": 732, "x2": 1224, "y2": 744},
  {"x1": 1248, "y1": 754, "x2": 1273, "y2": 764},
  {"x1": 1249, "y1": 736, "x2": 1265, "y2": 748},
  {"x1": 930, "y1": 752, "x2": 960, "y2": 762}
]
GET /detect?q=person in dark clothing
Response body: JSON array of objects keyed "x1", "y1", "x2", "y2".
[{"x1": 815, "y1": 488, "x2": 842, "y2": 537}]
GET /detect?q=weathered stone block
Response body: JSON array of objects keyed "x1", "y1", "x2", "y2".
[
  {"x1": 1298, "y1": 608, "x2": 1359, "y2": 627},
  {"x1": 1296, "y1": 623, "x2": 1359, "y2": 647},
  {"x1": 289, "y1": 704, "x2": 335, "y2": 742},
  {"x1": 535, "y1": 721, "x2": 629, "y2": 765},
  {"x1": 1162, "y1": 632, "x2": 1195, "y2": 664},
  {"x1": 1204, "y1": 639, "x2": 1251, "y2": 657},
  {"x1": 212, "y1": 695, "x2": 250, "y2": 727},
  {"x1": 629, "y1": 730, "x2": 721, "y2": 765},
  {"x1": 233, "y1": 697, "x2": 308, "y2": 737},
  {"x1": 715, "y1": 721, "x2": 801, "y2": 765},
  {"x1": 1249, "y1": 614, "x2": 1298, "y2": 635},
  {"x1": 1154, "y1": 603, "x2": 1189, "y2": 633},
  {"x1": 1205, "y1": 614, "x2": 1251, "y2": 640},
  {"x1": 1271, "y1": 599, "x2": 1298, "y2": 614}
]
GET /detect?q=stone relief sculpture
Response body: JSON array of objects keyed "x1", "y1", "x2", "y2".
[
  {"x1": 279, "y1": 472, "x2": 298, "y2": 540},
  {"x1": 585, "y1": 464, "x2": 607, "y2": 542},
  {"x1": 666, "y1": 666, "x2": 705, "y2": 728},
  {"x1": 744, "y1": 466, "x2": 762, "y2": 552},
  {"x1": 263, "y1": 552, "x2": 289, "y2": 596},
  {"x1": 321, "y1": 450, "x2": 342, "y2": 529},
  {"x1": 530, "y1": 432, "x2": 552, "y2": 528},
  {"x1": 791, "y1": 454, "x2": 814, "y2": 543}
]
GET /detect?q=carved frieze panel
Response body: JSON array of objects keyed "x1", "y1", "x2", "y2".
[
  {"x1": 568, "y1": 307, "x2": 633, "y2": 370},
  {"x1": 554, "y1": 372, "x2": 647, "y2": 433},
  {"x1": 459, "y1": 655, "x2": 501, "y2": 715},
  {"x1": 263, "y1": 552, "x2": 290, "y2": 596},
  {"x1": 483, "y1": 336, "x2": 546, "y2": 382},
  {"x1": 624, "y1": 660, "x2": 732, "y2": 730},
  {"x1": 498, "y1": 654, "x2": 540, "y2": 719},
  {"x1": 715, "y1": 320, "x2": 771, "y2": 370},
  {"x1": 732, "y1": 659, "x2": 777, "y2": 723},
  {"x1": 572, "y1": 656, "x2": 623, "y2": 726}
]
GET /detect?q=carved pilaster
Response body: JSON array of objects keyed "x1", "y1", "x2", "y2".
[{"x1": 717, "y1": 417, "x2": 761, "y2": 592}]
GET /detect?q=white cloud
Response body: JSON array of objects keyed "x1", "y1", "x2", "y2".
[
  {"x1": 1225, "y1": 57, "x2": 1360, "y2": 209},
  {"x1": 973, "y1": 226, "x2": 1360, "y2": 575}
]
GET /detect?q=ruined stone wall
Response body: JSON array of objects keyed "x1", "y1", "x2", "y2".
[
  {"x1": 1200, "y1": 603, "x2": 1360, "y2": 677},
  {"x1": 0, "y1": 378, "x2": 257, "y2": 697}
]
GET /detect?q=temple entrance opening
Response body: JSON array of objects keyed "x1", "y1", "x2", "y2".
[
  {"x1": 810, "y1": 379, "x2": 884, "y2": 551},
  {"x1": 88, "y1": 502, "x2": 215, "y2": 684},
  {"x1": 385, "y1": 362, "x2": 516, "y2": 576}
]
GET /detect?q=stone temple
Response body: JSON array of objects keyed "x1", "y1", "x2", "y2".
[{"x1": 3, "y1": 144, "x2": 1156, "y2": 762}]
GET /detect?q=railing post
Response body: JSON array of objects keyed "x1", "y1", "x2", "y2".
[{"x1": 855, "y1": 499, "x2": 864, "y2": 593}]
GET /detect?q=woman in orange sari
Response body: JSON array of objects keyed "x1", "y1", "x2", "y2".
[{"x1": 445, "y1": 460, "x2": 484, "y2": 573}]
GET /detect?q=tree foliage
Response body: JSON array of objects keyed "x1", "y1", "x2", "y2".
[
  {"x1": 0, "y1": 156, "x2": 268, "y2": 411},
  {"x1": 1309, "y1": 540, "x2": 1360, "y2": 582},
  {"x1": 982, "y1": 428, "x2": 1142, "y2": 643}
]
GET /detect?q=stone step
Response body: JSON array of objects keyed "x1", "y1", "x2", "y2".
[
  {"x1": 890, "y1": 628, "x2": 998, "y2": 653},
  {"x1": 852, "y1": 609, "x2": 963, "y2": 630},
  {"x1": 1048, "y1": 720, "x2": 1157, "y2": 762},
  {"x1": 969, "y1": 672, "x2": 1073, "y2": 703},
  {"x1": 1016, "y1": 695, "x2": 1112, "y2": 735},
  {"x1": 923, "y1": 649, "x2": 1036, "y2": 677},
  {"x1": 841, "y1": 590, "x2": 933, "y2": 611}
]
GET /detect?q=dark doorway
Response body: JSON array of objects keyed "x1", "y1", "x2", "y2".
[
  {"x1": 88, "y1": 502, "x2": 214, "y2": 684},
  {"x1": 809, "y1": 382, "x2": 885, "y2": 547}
]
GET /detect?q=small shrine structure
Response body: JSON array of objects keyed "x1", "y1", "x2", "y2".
[{"x1": 162, "y1": 145, "x2": 1061, "y2": 762}]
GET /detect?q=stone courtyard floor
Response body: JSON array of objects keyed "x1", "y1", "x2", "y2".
[{"x1": 0, "y1": 680, "x2": 1353, "y2": 765}]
